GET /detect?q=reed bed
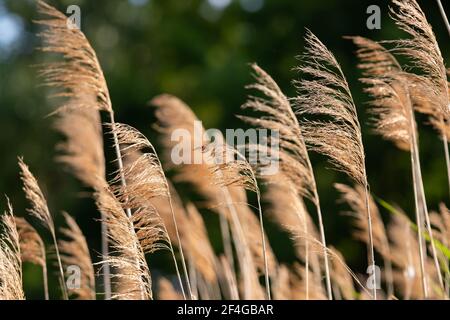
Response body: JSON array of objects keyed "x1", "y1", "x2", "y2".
[{"x1": 1, "y1": 0, "x2": 450, "y2": 300}]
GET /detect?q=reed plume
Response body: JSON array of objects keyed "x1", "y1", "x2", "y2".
[
  {"x1": 152, "y1": 94, "x2": 265, "y2": 300},
  {"x1": 241, "y1": 63, "x2": 332, "y2": 299},
  {"x1": 110, "y1": 122, "x2": 192, "y2": 299},
  {"x1": 390, "y1": 0, "x2": 450, "y2": 195},
  {"x1": 0, "y1": 200, "x2": 25, "y2": 300},
  {"x1": 54, "y1": 105, "x2": 106, "y2": 190},
  {"x1": 18, "y1": 158, "x2": 68, "y2": 299},
  {"x1": 204, "y1": 139, "x2": 272, "y2": 299},
  {"x1": 36, "y1": 0, "x2": 115, "y2": 297},
  {"x1": 58, "y1": 212, "x2": 96, "y2": 299},
  {"x1": 350, "y1": 35, "x2": 444, "y2": 295},
  {"x1": 14, "y1": 217, "x2": 48, "y2": 299},
  {"x1": 295, "y1": 30, "x2": 377, "y2": 299},
  {"x1": 96, "y1": 187, "x2": 152, "y2": 299}
]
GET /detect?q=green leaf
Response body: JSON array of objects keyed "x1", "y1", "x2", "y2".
[{"x1": 374, "y1": 195, "x2": 450, "y2": 262}]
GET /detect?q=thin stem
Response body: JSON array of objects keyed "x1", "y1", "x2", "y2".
[
  {"x1": 100, "y1": 210, "x2": 111, "y2": 300},
  {"x1": 286, "y1": 103, "x2": 333, "y2": 300},
  {"x1": 302, "y1": 213, "x2": 309, "y2": 300},
  {"x1": 312, "y1": 190, "x2": 333, "y2": 300},
  {"x1": 410, "y1": 147, "x2": 429, "y2": 298},
  {"x1": 363, "y1": 181, "x2": 377, "y2": 300},
  {"x1": 221, "y1": 186, "x2": 254, "y2": 299},
  {"x1": 237, "y1": 148, "x2": 271, "y2": 300},
  {"x1": 437, "y1": 0, "x2": 450, "y2": 35},
  {"x1": 42, "y1": 247, "x2": 49, "y2": 300},
  {"x1": 51, "y1": 230, "x2": 68, "y2": 300},
  {"x1": 167, "y1": 196, "x2": 194, "y2": 299},
  {"x1": 409, "y1": 106, "x2": 444, "y2": 291},
  {"x1": 163, "y1": 224, "x2": 187, "y2": 299},
  {"x1": 219, "y1": 212, "x2": 236, "y2": 281},
  {"x1": 404, "y1": 87, "x2": 430, "y2": 298},
  {"x1": 109, "y1": 113, "x2": 147, "y2": 300},
  {"x1": 188, "y1": 255, "x2": 198, "y2": 299},
  {"x1": 255, "y1": 190, "x2": 271, "y2": 300},
  {"x1": 404, "y1": 222, "x2": 414, "y2": 300},
  {"x1": 147, "y1": 141, "x2": 193, "y2": 299},
  {"x1": 412, "y1": 139, "x2": 445, "y2": 289},
  {"x1": 211, "y1": 145, "x2": 257, "y2": 299}
]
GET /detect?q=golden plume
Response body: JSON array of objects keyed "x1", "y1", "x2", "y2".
[
  {"x1": 0, "y1": 200, "x2": 25, "y2": 300},
  {"x1": 96, "y1": 188, "x2": 152, "y2": 300},
  {"x1": 241, "y1": 63, "x2": 332, "y2": 298},
  {"x1": 18, "y1": 158, "x2": 68, "y2": 299},
  {"x1": 152, "y1": 94, "x2": 269, "y2": 299},
  {"x1": 295, "y1": 30, "x2": 377, "y2": 298}
]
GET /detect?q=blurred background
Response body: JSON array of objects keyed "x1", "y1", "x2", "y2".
[{"x1": 1, "y1": 0, "x2": 449, "y2": 299}]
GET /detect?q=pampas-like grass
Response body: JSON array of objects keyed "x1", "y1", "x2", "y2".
[
  {"x1": 58, "y1": 212, "x2": 96, "y2": 300},
  {"x1": 390, "y1": 0, "x2": 450, "y2": 195},
  {"x1": 4, "y1": 0, "x2": 450, "y2": 302},
  {"x1": 0, "y1": 200, "x2": 25, "y2": 300},
  {"x1": 18, "y1": 158, "x2": 68, "y2": 299},
  {"x1": 152, "y1": 94, "x2": 266, "y2": 300},
  {"x1": 54, "y1": 104, "x2": 111, "y2": 297},
  {"x1": 36, "y1": 0, "x2": 117, "y2": 297},
  {"x1": 95, "y1": 187, "x2": 152, "y2": 299},
  {"x1": 204, "y1": 139, "x2": 272, "y2": 299},
  {"x1": 351, "y1": 35, "x2": 444, "y2": 296},
  {"x1": 14, "y1": 217, "x2": 48, "y2": 299},
  {"x1": 241, "y1": 63, "x2": 332, "y2": 299},
  {"x1": 110, "y1": 122, "x2": 192, "y2": 299},
  {"x1": 294, "y1": 30, "x2": 377, "y2": 299}
]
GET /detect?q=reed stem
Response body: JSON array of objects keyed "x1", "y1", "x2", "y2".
[{"x1": 363, "y1": 181, "x2": 377, "y2": 300}]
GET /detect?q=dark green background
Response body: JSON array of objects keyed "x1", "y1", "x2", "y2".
[{"x1": 1, "y1": 0, "x2": 449, "y2": 299}]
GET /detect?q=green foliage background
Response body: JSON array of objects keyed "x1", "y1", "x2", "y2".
[{"x1": 1, "y1": 0, "x2": 449, "y2": 299}]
